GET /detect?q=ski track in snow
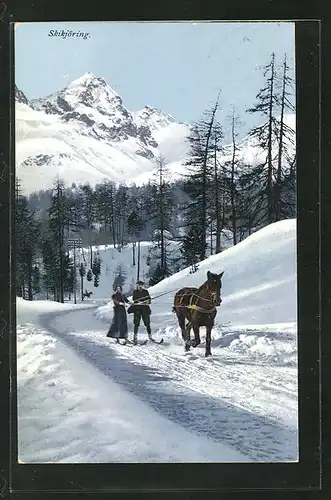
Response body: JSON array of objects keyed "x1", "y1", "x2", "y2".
[{"x1": 42, "y1": 305, "x2": 298, "y2": 462}]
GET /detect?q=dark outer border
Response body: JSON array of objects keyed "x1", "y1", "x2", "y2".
[{"x1": 0, "y1": 0, "x2": 325, "y2": 497}]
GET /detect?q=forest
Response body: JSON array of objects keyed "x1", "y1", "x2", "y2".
[{"x1": 16, "y1": 53, "x2": 296, "y2": 302}]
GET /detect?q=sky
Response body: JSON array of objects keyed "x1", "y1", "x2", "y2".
[{"x1": 15, "y1": 22, "x2": 295, "y2": 140}]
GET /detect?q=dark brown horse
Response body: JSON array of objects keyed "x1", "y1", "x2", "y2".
[{"x1": 172, "y1": 270, "x2": 224, "y2": 357}]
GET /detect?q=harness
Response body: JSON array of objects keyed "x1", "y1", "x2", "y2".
[{"x1": 177, "y1": 287, "x2": 218, "y2": 314}]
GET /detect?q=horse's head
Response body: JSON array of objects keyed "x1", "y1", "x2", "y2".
[{"x1": 206, "y1": 270, "x2": 224, "y2": 306}]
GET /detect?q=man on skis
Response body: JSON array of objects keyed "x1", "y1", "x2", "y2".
[{"x1": 128, "y1": 280, "x2": 154, "y2": 344}]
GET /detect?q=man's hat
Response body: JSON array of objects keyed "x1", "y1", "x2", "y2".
[{"x1": 136, "y1": 280, "x2": 144, "y2": 285}]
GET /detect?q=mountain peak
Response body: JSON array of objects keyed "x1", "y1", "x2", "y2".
[
  {"x1": 134, "y1": 105, "x2": 176, "y2": 131},
  {"x1": 64, "y1": 72, "x2": 120, "y2": 106},
  {"x1": 30, "y1": 72, "x2": 123, "y2": 120},
  {"x1": 68, "y1": 72, "x2": 113, "y2": 90}
]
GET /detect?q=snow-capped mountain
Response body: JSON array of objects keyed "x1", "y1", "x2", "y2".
[
  {"x1": 16, "y1": 72, "x2": 191, "y2": 194},
  {"x1": 31, "y1": 72, "x2": 160, "y2": 152},
  {"x1": 15, "y1": 72, "x2": 296, "y2": 195}
]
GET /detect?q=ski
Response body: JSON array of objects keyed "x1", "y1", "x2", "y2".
[
  {"x1": 115, "y1": 339, "x2": 163, "y2": 346},
  {"x1": 122, "y1": 339, "x2": 148, "y2": 346},
  {"x1": 150, "y1": 338, "x2": 164, "y2": 345}
]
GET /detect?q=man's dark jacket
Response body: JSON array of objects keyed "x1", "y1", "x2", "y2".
[{"x1": 128, "y1": 288, "x2": 151, "y2": 315}]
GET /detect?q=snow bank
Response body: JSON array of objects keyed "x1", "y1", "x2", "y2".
[
  {"x1": 17, "y1": 297, "x2": 95, "y2": 324},
  {"x1": 214, "y1": 323, "x2": 297, "y2": 366}
]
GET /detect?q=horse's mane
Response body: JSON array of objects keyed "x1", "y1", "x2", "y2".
[{"x1": 198, "y1": 279, "x2": 211, "y2": 293}]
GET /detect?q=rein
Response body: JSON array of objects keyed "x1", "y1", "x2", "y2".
[{"x1": 126, "y1": 283, "x2": 221, "y2": 313}]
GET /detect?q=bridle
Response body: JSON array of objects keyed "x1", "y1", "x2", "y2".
[{"x1": 204, "y1": 283, "x2": 222, "y2": 306}]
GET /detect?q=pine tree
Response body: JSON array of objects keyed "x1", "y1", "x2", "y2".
[
  {"x1": 114, "y1": 184, "x2": 129, "y2": 249},
  {"x1": 31, "y1": 265, "x2": 41, "y2": 297},
  {"x1": 86, "y1": 269, "x2": 93, "y2": 282},
  {"x1": 95, "y1": 181, "x2": 116, "y2": 244},
  {"x1": 209, "y1": 122, "x2": 224, "y2": 254},
  {"x1": 79, "y1": 262, "x2": 86, "y2": 301},
  {"x1": 247, "y1": 53, "x2": 277, "y2": 224},
  {"x1": 180, "y1": 226, "x2": 206, "y2": 273},
  {"x1": 93, "y1": 274, "x2": 100, "y2": 288},
  {"x1": 245, "y1": 53, "x2": 295, "y2": 227},
  {"x1": 127, "y1": 208, "x2": 144, "y2": 267},
  {"x1": 113, "y1": 264, "x2": 127, "y2": 290},
  {"x1": 92, "y1": 254, "x2": 101, "y2": 288},
  {"x1": 15, "y1": 180, "x2": 40, "y2": 300},
  {"x1": 148, "y1": 263, "x2": 165, "y2": 286},
  {"x1": 80, "y1": 183, "x2": 96, "y2": 267},
  {"x1": 63, "y1": 254, "x2": 75, "y2": 299},
  {"x1": 223, "y1": 109, "x2": 243, "y2": 246},
  {"x1": 41, "y1": 236, "x2": 59, "y2": 301},
  {"x1": 148, "y1": 155, "x2": 174, "y2": 280},
  {"x1": 48, "y1": 179, "x2": 71, "y2": 303},
  {"x1": 273, "y1": 54, "x2": 296, "y2": 221},
  {"x1": 184, "y1": 94, "x2": 221, "y2": 261},
  {"x1": 278, "y1": 156, "x2": 296, "y2": 219},
  {"x1": 130, "y1": 198, "x2": 148, "y2": 281}
]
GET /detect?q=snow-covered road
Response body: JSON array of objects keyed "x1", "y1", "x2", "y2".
[{"x1": 39, "y1": 305, "x2": 298, "y2": 462}]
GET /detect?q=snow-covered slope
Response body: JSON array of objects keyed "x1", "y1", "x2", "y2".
[
  {"x1": 77, "y1": 241, "x2": 182, "y2": 300},
  {"x1": 97, "y1": 218, "x2": 297, "y2": 344}
]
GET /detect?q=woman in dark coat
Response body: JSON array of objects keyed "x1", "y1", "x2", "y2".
[{"x1": 106, "y1": 286, "x2": 130, "y2": 343}]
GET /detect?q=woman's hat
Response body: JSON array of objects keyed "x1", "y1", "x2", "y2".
[{"x1": 136, "y1": 280, "x2": 144, "y2": 286}]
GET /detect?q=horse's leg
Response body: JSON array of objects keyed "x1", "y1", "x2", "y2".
[
  {"x1": 205, "y1": 324, "x2": 212, "y2": 357},
  {"x1": 175, "y1": 310, "x2": 189, "y2": 351},
  {"x1": 176, "y1": 310, "x2": 186, "y2": 341},
  {"x1": 184, "y1": 320, "x2": 192, "y2": 351},
  {"x1": 192, "y1": 321, "x2": 201, "y2": 348}
]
